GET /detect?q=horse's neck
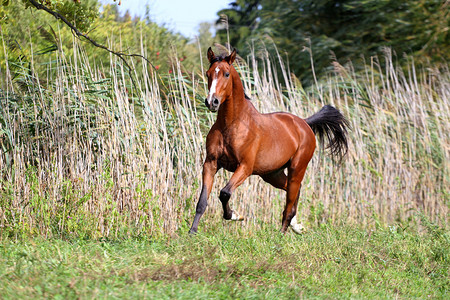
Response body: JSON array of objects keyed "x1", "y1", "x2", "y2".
[{"x1": 217, "y1": 74, "x2": 256, "y2": 128}]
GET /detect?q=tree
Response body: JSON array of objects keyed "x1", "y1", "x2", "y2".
[
  {"x1": 1, "y1": 0, "x2": 99, "y2": 31},
  {"x1": 216, "y1": 0, "x2": 449, "y2": 86},
  {"x1": 0, "y1": 0, "x2": 157, "y2": 93},
  {"x1": 0, "y1": 0, "x2": 198, "y2": 98},
  {"x1": 215, "y1": 0, "x2": 261, "y2": 52}
]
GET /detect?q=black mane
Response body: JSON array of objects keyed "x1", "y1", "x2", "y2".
[{"x1": 209, "y1": 56, "x2": 225, "y2": 67}]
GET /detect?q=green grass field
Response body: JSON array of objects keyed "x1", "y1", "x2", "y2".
[
  {"x1": 1, "y1": 221, "x2": 448, "y2": 299},
  {"x1": 1, "y1": 13, "x2": 448, "y2": 299}
]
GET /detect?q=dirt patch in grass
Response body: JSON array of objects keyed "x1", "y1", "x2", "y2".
[{"x1": 133, "y1": 252, "x2": 300, "y2": 283}]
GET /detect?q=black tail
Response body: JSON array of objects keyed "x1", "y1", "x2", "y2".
[{"x1": 305, "y1": 105, "x2": 350, "y2": 161}]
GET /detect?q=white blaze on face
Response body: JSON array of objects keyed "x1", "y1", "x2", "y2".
[{"x1": 207, "y1": 66, "x2": 220, "y2": 104}]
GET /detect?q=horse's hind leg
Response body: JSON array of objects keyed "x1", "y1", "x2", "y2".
[
  {"x1": 282, "y1": 164, "x2": 308, "y2": 233},
  {"x1": 261, "y1": 170, "x2": 306, "y2": 232}
]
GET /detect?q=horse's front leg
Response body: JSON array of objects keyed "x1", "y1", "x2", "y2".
[
  {"x1": 220, "y1": 164, "x2": 252, "y2": 221},
  {"x1": 189, "y1": 158, "x2": 218, "y2": 234}
]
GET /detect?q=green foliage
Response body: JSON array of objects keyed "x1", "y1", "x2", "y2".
[
  {"x1": 1, "y1": 1, "x2": 99, "y2": 32},
  {"x1": 216, "y1": 0, "x2": 261, "y2": 51},
  {"x1": 216, "y1": 0, "x2": 449, "y2": 86},
  {"x1": 0, "y1": 0, "x2": 194, "y2": 89}
]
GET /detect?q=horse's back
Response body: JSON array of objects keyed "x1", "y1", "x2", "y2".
[
  {"x1": 261, "y1": 111, "x2": 315, "y2": 145},
  {"x1": 251, "y1": 112, "x2": 316, "y2": 174}
]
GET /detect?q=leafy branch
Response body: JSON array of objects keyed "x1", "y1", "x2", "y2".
[{"x1": 26, "y1": 0, "x2": 155, "y2": 95}]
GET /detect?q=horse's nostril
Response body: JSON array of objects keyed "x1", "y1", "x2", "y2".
[
  {"x1": 204, "y1": 98, "x2": 208, "y2": 106},
  {"x1": 213, "y1": 98, "x2": 219, "y2": 106}
]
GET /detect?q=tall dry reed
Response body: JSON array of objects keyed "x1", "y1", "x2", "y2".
[{"x1": 0, "y1": 40, "x2": 448, "y2": 238}]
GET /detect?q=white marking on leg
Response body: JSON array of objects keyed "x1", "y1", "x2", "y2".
[
  {"x1": 290, "y1": 215, "x2": 304, "y2": 234},
  {"x1": 231, "y1": 210, "x2": 244, "y2": 221}
]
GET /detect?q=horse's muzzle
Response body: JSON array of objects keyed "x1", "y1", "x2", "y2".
[{"x1": 205, "y1": 97, "x2": 220, "y2": 112}]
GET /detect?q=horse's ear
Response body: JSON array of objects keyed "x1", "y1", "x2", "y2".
[
  {"x1": 224, "y1": 48, "x2": 237, "y2": 65},
  {"x1": 207, "y1": 47, "x2": 216, "y2": 63}
]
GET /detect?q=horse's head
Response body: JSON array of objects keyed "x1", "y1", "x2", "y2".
[{"x1": 204, "y1": 47, "x2": 236, "y2": 112}]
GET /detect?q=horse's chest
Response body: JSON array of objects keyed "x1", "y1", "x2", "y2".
[
  {"x1": 217, "y1": 144, "x2": 239, "y2": 172},
  {"x1": 209, "y1": 125, "x2": 254, "y2": 172}
]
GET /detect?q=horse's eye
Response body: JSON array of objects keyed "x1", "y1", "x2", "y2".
[{"x1": 225, "y1": 72, "x2": 230, "y2": 78}]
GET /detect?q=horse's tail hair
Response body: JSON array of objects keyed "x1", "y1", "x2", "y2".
[{"x1": 305, "y1": 105, "x2": 350, "y2": 161}]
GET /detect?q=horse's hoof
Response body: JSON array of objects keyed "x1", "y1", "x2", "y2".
[
  {"x1": 290, "y1": 215, "x2": 305, "y2": 234},
  {"x1": 290, "y1": 223, "x2": 305, "y2": 234},
  {"x1": 231, "y1": 211, "x2": 244, "y2": 221}
]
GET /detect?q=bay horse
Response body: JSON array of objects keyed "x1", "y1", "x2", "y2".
[{"x1": 189, "y1": 47, "x2": 349, "y2": 234}]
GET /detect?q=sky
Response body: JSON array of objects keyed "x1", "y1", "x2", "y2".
[{"x1": 103, "y1": 0, "x2": 231, "y2": 39}]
